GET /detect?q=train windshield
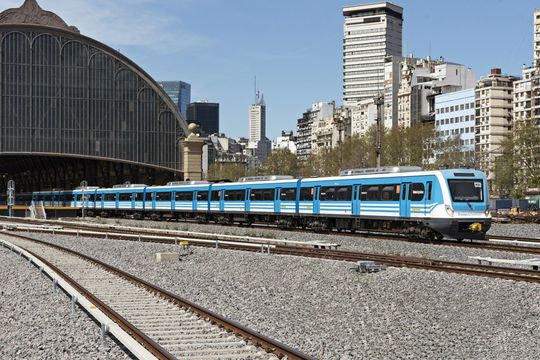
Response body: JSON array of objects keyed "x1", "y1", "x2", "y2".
[{"x1": 448, "y1": 180, "x2": 484, "y2": 202}]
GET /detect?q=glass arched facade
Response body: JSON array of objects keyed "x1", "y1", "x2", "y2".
[{"x1": 0, "y1": 26, "x2": 187, "y2": 171}]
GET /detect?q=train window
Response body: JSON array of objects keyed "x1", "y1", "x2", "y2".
[
  {"x1": 380, "y1": 185, "x2": 400, "y2": 201},
  {"x1": 250, "y1": 189, "x2": 274, "y2": 201},
  {"x1": 87, "y1": 194, "x2": 95, "y2": 202},
  {"x1": 156, "y1": 192, "x2": 172, "y2": 201},
  {"x1": 337, "y1": 186, "x2": 352, "y2": 201},
  {"x1": 134, "y1": 193, "x2": 144, "y2": 201},
  {"x1": 175, "y1": 191, "x2": 192, "y2": 201},
  {"x1": 197, "y1": 191, "x2": 209, "y2": 201},
  {"x1": 409, "y1": 183, "x2": 425, "y2": 201},
  {"x1": 299, "y1": 187, "x2": 314, "y2": 201},
  {"x1": 361, "y1": 185, "x2": 380, "y2": 201},
  {"x1": 104, "y1": 193, "x2": 115, "y2": 201},
  {"x1": 119, "y1": 193, "x2": 131, "y2": 201},
  {"x1": 427, "y1": 181, "x2": 432, "y2": 201},
  {"x1": 280, "y1": 188, "x2": 296, "y2": 201},
  {"x1": 320, "y1": 187, "x2": 336, "y2": 201},
  {"x1": 97, "y1": 193, "x2": 103, "y2": 202},
  {"x1": 211, "y1": 190, "x2": 221, "y2": 201},
  {"x1": 224, "y1": 190, "x2": 245, "y2": 201}
]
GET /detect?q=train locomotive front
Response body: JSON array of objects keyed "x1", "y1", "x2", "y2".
[{"x1": 425, "y1": 170, "x2": 491, "y2": 240}]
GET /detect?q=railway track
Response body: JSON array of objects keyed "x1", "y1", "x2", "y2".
[
  {"x1": 4, "y1": 216, "x2": 540, "y2": 257},
  {"x1": 4, "y1": 218, "x2": 540, "y2": 285},
  {"x1": 0, "y1": 232, "x2": 311, "y2": 360}
]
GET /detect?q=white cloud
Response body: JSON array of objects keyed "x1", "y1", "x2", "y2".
[{"x1": 2, "y1": 0, "x2": 210, "y2": 53}]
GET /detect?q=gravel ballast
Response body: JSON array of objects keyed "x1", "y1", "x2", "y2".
[
  {"x1": 0, "y1": 245, "x2": 131, "y2": 360},
  {"x1": 16, "y1": 231, "x2": 540, "y2": 359},
  {"x1": 77, "y1": 218, "x2": 540, "y2": 267}
]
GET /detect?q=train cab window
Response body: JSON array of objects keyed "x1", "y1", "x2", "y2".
[
  {"x1": 224, "y1": 190, "x2": 245, "y2": 201},
  {"x1": 409, "y1": 183, "x2": 425, "y2": 201},
  {"x1": 361, "y1": 185, "x2": 380, "y2": 201},
  {"x1": 211, "y1": 190, "x2": 221, "y2": 201},
  {"x1": 299, "y1": 187, "x2": 314, "y2": 201},
  {"x1": 381, "y1": 185, "x2": 400, "y2": 201},
  {"x1": 155, "y1": 192, "x2": 172, "y2": 201},
  {"x1": 104, "y1": 193, "x2": 116, "y2": 201},
  {"x1": 427, "y1": 181, "x2": 433, "y2": 201},
  {"x1": 119, "y1": 193, "x2": 131, "y2": 201},
  {"x1": 280, "y1": 188, "x2": 297, "y2": 201},
  {"x1": 175, "y1": 191, "x2": 192, "y2": 201},
  {"x1": 250, "y1": 189, "x2": 274, "y2": 201},
  {"x1": 197, "y1": 192, "x2": 208, "y2": 201},
  {"x1": 320, "y1": 187, "x2": 336, "y2": 201}
]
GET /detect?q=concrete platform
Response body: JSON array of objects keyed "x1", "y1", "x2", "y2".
[{"x1": 155, "y1": 253, "x2": 179, "y2": 263}]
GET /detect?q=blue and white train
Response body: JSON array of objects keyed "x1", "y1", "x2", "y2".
[{"x1": 33, "y1": 166, "x2": 492, "y2": 240}]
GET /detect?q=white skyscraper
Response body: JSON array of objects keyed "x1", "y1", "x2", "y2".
[
  {"x1": 343, "y1": 2, "x2": 403, "y2": 107},
  {"x1": 249, "y1": 92, "x2": 266, "y2": 142}
]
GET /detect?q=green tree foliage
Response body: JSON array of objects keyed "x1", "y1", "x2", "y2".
[
  {"x1": 493, "y1": 118, "x2": 540, "y2": 197},
  {"x1": 512, "y1": 119, "x2": 540, "y2": 196},
  {"x1": 433, "y1": 134, "x2": 475, "y2": 170},
  {"x1": 493, "y1": 134, "x2": 515, "y2": 198},
  {"x1": 262, "y1": 149, "x2": 300, "y2": 177},
  {"x1": 207, "y1": 163, "x2": 248, "y2": 182}
]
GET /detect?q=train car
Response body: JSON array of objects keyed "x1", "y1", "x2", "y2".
[{"x1": 45, "y1": 167, "x2": 492, "y2": 240}]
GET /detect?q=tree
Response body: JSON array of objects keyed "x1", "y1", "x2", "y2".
[
  {"x1": 433, "y1": 134, "x2": 475, "y2": 170},
  {"x1": 512, "y1": 118, "x2": 540, "y2": 197},
  {"x1": 262, "y1": 149, "x2": 300, "y2": 177},
  {"x1": 207, "y1": 163, "x2": 248, "y2": 181}
]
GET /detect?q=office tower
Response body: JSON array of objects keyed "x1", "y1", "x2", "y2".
[
  {"x1": 187, "y1": 102, "x2": 220, "y2": 136},
  {"x1": 158, "y1": 81, "x2": 191, "y2": 117},
  {"x1": 342, "y1": 2, "x2": 403, "y2": 107},
  {"x1": 249, "y1": 92, "x2": 266, "y2": 142}
]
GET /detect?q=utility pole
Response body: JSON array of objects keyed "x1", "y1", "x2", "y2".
[
  {"x1": 7, "y1": 180, "x2": 15, "y2": 218},
  {"x1": 374, "y1": 95, "x2": 384, "y2": 168},
  {"x1": 80, "y1": 180, "x2": 87, "y2": 219}
]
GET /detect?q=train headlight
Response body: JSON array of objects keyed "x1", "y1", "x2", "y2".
[{"x1": 445, "y1": 205, "x2": 455, "y2": 217}]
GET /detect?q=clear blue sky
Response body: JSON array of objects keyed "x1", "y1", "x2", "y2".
[{"x1": 5, "y1": 0, "x2": 538, "y2": 139}]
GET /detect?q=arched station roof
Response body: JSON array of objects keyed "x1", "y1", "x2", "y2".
[{"x1": 0, "y1": 0, "x2": 190, "y2": 191}]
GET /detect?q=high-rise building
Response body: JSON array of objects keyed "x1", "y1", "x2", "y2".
[
  {"x1": 296, "y1": 102, "x2": 335, "y2": 160},
  {"x1": 187, "y1": 102, "x2": 219, "y2": 136},
  {"x1": 397, "y1": 57, "x2": 476, "y2": 128},
  {"x1": 434, "y1": 89, "x2": 476, "y2": 165},
  {"x1": 249, "y1": 92, "x2": 266, "y2": 142},
  {"x1": 475, "y1": 68, "x2": 516, "y2": 189},
  {"x1": 158, "y1": 81, "x2": 191, "y2": 118},
  {"x1": 342, "y1": 2, "x2": 403, "y2": 107}
]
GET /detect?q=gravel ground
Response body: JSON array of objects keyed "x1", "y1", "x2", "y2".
[
  {"x1": 0, "y1": 245, "x2": 131, "y2": 360},
  {"x1": 15, "y1": 231, "x2": 540, "y2": 360},
  {"x1": 76, "y1": 218, "x2": 540, "y2": 267}
]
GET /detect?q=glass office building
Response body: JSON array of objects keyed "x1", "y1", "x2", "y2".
[{"x1": 158, "y1": 81, "x2": 191, "y2": 118}]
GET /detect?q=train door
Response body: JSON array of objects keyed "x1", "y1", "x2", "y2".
[
  {"x1": 352, "y1": 185, "x2": 360, "y2": 216},
  {"x1": 245, "y1": 189, "x2": 251, "y2": 213},
  {"x1": 313, "y1": 186, "x2": 321, "y2": 215},
  {"x1": 409, "y1": 181, "x2": 428, "y2": 217},
  {"x1": 400, "y1": 182, "x2": 411, "y2": 218},
  {"x1": 219, "y1": 190, "x2": 224, "y2": 212},
  {"x1": 274, "y1": 188, "x2": 281, "y2": 214}
]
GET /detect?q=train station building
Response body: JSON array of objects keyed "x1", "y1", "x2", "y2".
[{"x1": 0, "y1": 0, "x2": 192, "y2": 192}]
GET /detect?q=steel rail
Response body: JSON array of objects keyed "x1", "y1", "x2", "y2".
[
  {"x1": 1, "y1": 234, "x2": 175, "y2": 360},
  {"x1": 2, "y1": 232, "x2": 312, "y2": 360}
]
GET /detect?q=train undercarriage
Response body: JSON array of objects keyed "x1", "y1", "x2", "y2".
[{"x1": 80, "y1": 208, "x2": 486, "y2": 241}]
